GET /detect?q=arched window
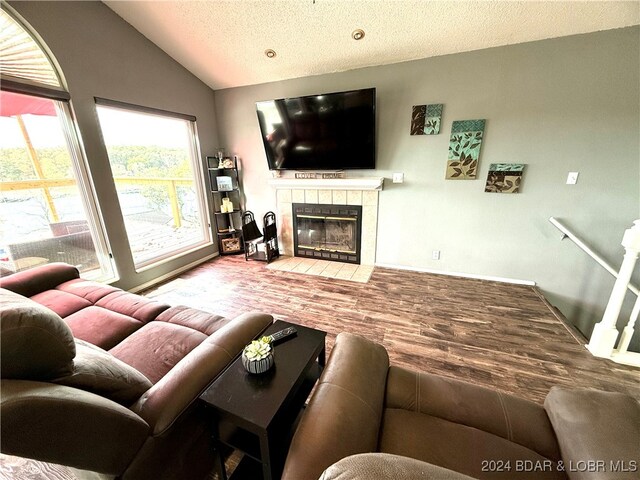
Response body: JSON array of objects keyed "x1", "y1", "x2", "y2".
[
  {"x1": 0, "y1": 8, "x2": 62, "y2": 89},
  {"x1": 0, "y1": 6, "x2": 114, "y2": 280}
]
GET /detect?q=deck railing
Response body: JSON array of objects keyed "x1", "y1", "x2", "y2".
[{"x1": 0, "y1": 176, "x2": 194, "y2": 228}]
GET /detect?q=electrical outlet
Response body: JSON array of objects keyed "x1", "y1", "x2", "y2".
[
  {"x1": 432, "y1": 250, "x2": 440, "y2": 260},
  {"x1": 566, "y1": 172, "x2": 579, "y2": 185},
  {"x1": 392, "y1": 172, "x2": 404, "y2": 184}
]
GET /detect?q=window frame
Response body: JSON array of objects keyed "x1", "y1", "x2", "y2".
[
  {"x1": 94, "y1": 98, "x2": 213, "y2": 271},
  {"x1": 56, "y1": 100, "x2": 117, "y2": 281},
  {"x1": 0, "y1": 89, "x2": 118, "y2": 282},
  {"x1": 0, "y1": 77, "x2": 70, "y2": 101}
]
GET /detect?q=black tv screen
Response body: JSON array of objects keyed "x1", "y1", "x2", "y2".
[{"x1": 256, "y1": 88, "x2": 376, "y2": 170}]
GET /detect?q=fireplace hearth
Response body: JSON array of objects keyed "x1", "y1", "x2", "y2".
[{"x1": 292, "y1": 203, "x2": 362, "y2": 264}]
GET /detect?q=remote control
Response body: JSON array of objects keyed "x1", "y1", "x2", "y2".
[{"x1": 266, "y1": 327, "x2": 297, "y2": 344}]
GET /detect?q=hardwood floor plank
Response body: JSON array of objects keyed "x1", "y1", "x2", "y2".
[{"x1": 143, "y1": 255, "x2": 640, "y2": 404}]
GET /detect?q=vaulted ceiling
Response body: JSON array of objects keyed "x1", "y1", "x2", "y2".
[{"x1": 104, "y1": 1, "x2": 639, "y2": 90}]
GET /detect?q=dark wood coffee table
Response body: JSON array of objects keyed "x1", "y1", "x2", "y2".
[{"x1": 200, "y1": 320, "x2": 326, "y2": 480}]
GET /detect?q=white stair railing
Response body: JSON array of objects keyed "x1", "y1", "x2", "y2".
[
  {"x1": 549, "y1": 217, "x2": 640, "y2": 367},
  {"x1": 614, "y1": 294, "x2": 640, "y2": 359}
]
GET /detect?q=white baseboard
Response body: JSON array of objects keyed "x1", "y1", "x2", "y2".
[
  {"x1": 129, "y1": 252, "x2": 219, "y2": 294},
  {"x1": 374, "y1": 262, "x2": 536, "y2": 286}
]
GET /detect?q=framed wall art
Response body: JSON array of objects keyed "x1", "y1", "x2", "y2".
[
  {"x1": 485, "y1": 164, "x2": 525, "y2": 193},
  {"x1": 410, "y1": 104, "x2": 443, "y2": 135},
  {"x1": 445, "y1": 119, "x2": 486, "y2": 180}
]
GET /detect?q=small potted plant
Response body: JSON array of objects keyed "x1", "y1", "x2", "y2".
[{"x1": 242, "y1": 337, "x2": 274, "y2": 374}]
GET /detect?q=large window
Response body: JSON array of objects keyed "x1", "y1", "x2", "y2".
[
  {"x1": 0, "y1": 8, "x2": 113, "y2": 280},
  {"x1": 96, "y1": 101, "x2": 211, "y2": 269},
  {"x1": 0, "y1": 92, "x2": 113, "y2": 280}
]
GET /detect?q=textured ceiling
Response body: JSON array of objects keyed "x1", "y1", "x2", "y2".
[{"x1": 104, "y1": 1, "x2": 639, "y2": 90}]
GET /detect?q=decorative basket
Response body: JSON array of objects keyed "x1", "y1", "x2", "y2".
[{"x1": 242, "y1": 339, "x2": 274, "y2": 374}]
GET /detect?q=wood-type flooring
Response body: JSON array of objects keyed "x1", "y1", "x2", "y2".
[{"x1": 145, "y1": 255, "x2": 640, "y2": 404}]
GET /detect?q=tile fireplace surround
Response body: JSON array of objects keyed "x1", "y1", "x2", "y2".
[{"x1": 268, "y1": 177, "x2": 384, "y2": 266}]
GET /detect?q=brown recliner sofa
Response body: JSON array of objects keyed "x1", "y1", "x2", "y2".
[
  {"x1": 283, "y1": 333, "x2": 640, "y2": 480},
  {"x1": 0, "y1": 263, "x2": 273, "y2": 479}
]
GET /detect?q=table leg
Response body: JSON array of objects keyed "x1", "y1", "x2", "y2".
[
  {"x1": 213, "y1": 442, "x2": 228, "y2": 480},
  {"x1": 210, "y1": 412, "x2": 227, "y2": 480},
  {"x1": 318, "y1": 345, "x2": 326, "y2": 368},
  {"x1": 259, "y1": 431, "x2": 273, "y2": 480}
]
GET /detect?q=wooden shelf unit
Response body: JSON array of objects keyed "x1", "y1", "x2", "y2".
[{"x1": 207, "y1": 156, "x2": 244, "y2": 255}]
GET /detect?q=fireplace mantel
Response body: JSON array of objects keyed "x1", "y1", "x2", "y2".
[{"x1": 268, "y1": 177, "x2": 384, "y2": 191}]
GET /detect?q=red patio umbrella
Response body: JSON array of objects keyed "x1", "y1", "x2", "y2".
[
  {"x1": 0, "y1": 90, "x2": 57, "y2": 117},
  {"x1": 0, "y1": 89, "x2": 60, "y2": 221}
]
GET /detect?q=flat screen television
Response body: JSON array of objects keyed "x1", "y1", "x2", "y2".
[{"x1": 256, "y1": 87, "x2": 376, "y2": 170}]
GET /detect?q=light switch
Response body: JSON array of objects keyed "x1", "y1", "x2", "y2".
[
  {"x1": 392, "y1": 173, "x2": 404, "y2": 184},
  {"x1": 566, "y1": 172, "x2": 579, "y2": 185}
]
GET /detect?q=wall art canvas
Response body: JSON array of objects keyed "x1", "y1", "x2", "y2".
[
  {"x1": 485, "y1": 163, "x2": 525, "y2": 193},
  {"x1": 445, "y1": 119, "x2": 486, "y2": 179},
  {"x1": 410, "y1": 104, "x2": 443, "y2": 135}
]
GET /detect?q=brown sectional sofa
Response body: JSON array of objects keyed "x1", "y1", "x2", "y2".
[
  {"x1": 0, "y1": 263, "x2": 273, "y2": 479},
  {"x1": 283, "y1": 333, "x2": 640, "y2": 480}
]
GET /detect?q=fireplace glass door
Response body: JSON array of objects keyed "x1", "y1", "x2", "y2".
[
  {"x1": 292, "y1": 203, "x2": 362, "y2": 264},
  {"x1": 296, "y1": 215, "x2": 357, "y2": 254}
]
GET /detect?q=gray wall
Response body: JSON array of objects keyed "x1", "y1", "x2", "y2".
[
  {"x1": 213, "y1": 27, "x2": 640, "y2": 350},
  {"x1": 9, "y1": 1, "x2": 219, "y2": 291}
]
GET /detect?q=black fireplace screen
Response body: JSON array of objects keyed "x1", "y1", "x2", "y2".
[{"x1": 292, "y1": 203, "x2": 362, "y2": 264}]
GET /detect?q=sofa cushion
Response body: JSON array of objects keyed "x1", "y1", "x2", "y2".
[
  {"x1": 55, "y1": 278, "x2": 120, "y2": 303},
  {"x1": 95, "y1": 291, "x2": 170, "y2": 323},
  {"x1": 52, "y1": 340, "x2": 152, "y2": 406},
  {"x1": 109, "y1": 322, "x2": 208, "y2": 383},
  {"x1": 544, "y1": 386, "x2": 640, "y2": 480},
  {"x1": 320, "y1": 453, "x2": 476, "y2": 480},
  {"x1": 385, "y1": 366, "x2": 562, "y2": 462},
  {"x1": 64, "y1": 306, "x2": 145, "y2": 350},
  {"x1": 0, "y1": 288, "x2": 75, "y2": 380},
  {"x1": 379, "y1": 408, "x2": 567, "y2": 480},
  {"x1": 30, "y1": 289, "x2": 93, "y2": 318},
  {"x1": 155, "y1": 305, "x2": 230, "y2": 335}
]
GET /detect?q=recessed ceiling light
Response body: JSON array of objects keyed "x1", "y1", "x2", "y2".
[
  {"x1": 352, "y1": 29, "x2": 365, "y2": 41},
  {"x1": 265, "y1": 49, "x2": 276, "y2": 58}
]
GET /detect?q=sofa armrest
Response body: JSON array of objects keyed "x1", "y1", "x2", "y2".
[
  {"x1": 0, "y1": 262, "x2": 79, "y2": 297},
  {"x1": 130, "y1": 312, "x2": 273, "y2": 435},
  {"x1": 0, "y1": 379, "x2": 149, "y2": 475},
  {"x1": 282, "y1": 333, "x2": 390, "y2": 480},
  {"x1": 545, "y1": 386, "x2": 640, "y2": 480}
]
